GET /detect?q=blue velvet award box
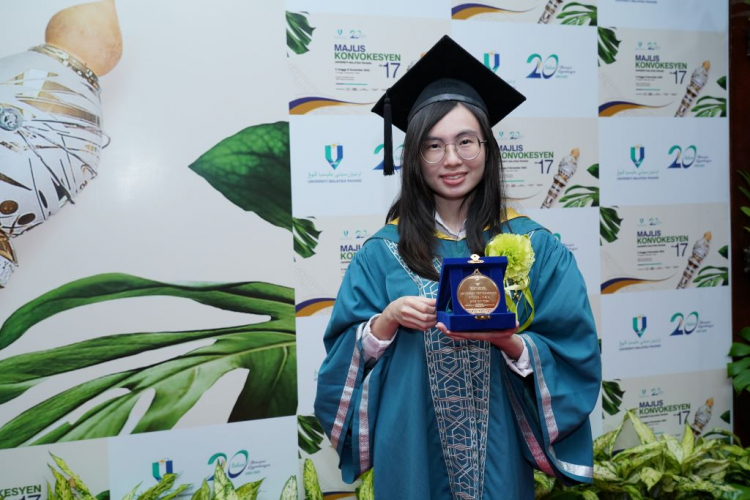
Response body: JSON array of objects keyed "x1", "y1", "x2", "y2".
[{"x1": 436, "y1": 254, "x2": 516, "y2": 332}]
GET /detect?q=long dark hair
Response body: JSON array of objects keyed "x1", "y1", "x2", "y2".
[{"x1": 386, "y1": 101, "x2": 507, "y2": 281}]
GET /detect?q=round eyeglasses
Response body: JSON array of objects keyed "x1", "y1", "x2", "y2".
[{"x1": 420, "y1": 135, "x2": 486, "y2": 164}]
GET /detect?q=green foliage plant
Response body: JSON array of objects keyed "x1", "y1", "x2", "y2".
[
  {"x1": 729, "y1": 327, "x2": 750, "y2": 397},
  {"x1": 729, "y1": 170, "x2": 750, "y2": 398},
  {"x1": 46, "y1": 454, "x2": 189, "y2": 500},
  {"x1": 190, "y1": 461, "x2": 291, "y2": 500},
  {"x1": 534, "y1": 410, "x2": 750, "y2": 499},
  {"x1": 301, "y1": 458, "x2": 373, "y2": 500}
]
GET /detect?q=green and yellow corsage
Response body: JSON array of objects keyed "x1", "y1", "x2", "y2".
[{"x1": 485, "y1": 233, "x2": 535, "y2": 332}]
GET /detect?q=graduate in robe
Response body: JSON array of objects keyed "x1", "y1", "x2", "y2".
[{"x1": 314, "y1": 36, "x2": 601, "y2": 500}]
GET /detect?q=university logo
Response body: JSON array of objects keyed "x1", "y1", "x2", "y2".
[
  {"x1": 483, "y1": 52, "x2": 500, "y2": 72},
  {"x1": 152, "y1": 459, "x2": 174, "y2": 481},
  {"x1": 630, "y1": 145, "x2": 645, "y2": 168},
  {"x1": 325, "y1": 144, "x2": 344, "y2": 170},
  {"x1": 632, "y1": 316, "x2": 647, "y2": 338},
  {"x1": 526, "y1": 53, "x2": 559, "y2": 79},
  {"x1": 668, "y1": 145, "x2": 697, "y2": 169}
]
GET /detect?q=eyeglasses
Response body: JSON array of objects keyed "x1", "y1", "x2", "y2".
[{"x1": 420, "y1": 135, "x2": 486, "y2": 164}]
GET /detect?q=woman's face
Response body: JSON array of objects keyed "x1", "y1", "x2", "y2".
[{"x1": 419, "y1": 104, "x2": 486, "y2": 205}]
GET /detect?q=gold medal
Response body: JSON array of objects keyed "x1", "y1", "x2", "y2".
[{"x1": 456, "y1": 268, "x2": 500, "y2": 315}]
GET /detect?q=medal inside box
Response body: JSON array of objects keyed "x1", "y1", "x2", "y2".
[{"x1": 436, "y1": 255, "x2": 516, "y2": 332}]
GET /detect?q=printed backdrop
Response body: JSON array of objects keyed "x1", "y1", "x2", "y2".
[{"x1": 0, "y1": 0, "x2": 730, "y2": 499}]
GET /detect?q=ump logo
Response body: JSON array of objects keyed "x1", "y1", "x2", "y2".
[
  {"x1": 668, "y1": 145, "x2": 697, "y2": 169},
  {"x1": 632, "y1": 316, "x2": 647, "y2": 338},
  {"x1": 152, "y1": 459, "x2": 174, "y2": 481},
  {"x1": 325, "y1": 144, "x2": 344, "y2": 170},
  {"x1": 483, "y1": 52, "x2": 500, "y2": 73},
  {"x1": 630, "y1": 145, "x2": 645, "y2": 168}
]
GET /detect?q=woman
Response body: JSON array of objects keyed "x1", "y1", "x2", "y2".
[{"x1": 314, "y1": 36, "x2": 601, "y2": 500}]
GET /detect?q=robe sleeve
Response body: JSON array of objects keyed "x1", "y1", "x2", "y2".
[
  {"x1": 504, "y1": 229, "x2": 601, "y2": 485},
  {"x1": 313, "y1": 239, "x2": 394, "y2": 483}
]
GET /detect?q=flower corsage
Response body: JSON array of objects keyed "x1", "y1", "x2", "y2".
[{"x1": 485, "y1": 233, "x2": 535, "y2": 332}]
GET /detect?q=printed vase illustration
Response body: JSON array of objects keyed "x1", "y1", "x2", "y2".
[{"x1": 0, "y1": 0, "x2": 122, "y2": 287}]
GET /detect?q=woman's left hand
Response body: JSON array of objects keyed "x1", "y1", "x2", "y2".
[{"x1": 436, "y1": 321, "x2": 524, "y2": 360}]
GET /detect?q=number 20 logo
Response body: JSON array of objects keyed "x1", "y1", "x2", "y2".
[
  {"x1": 668, "y1": 145, "x2": 697, "y2": 169},
  {"x1": 526, "y1": 54, "x2": 559, "y2": 79},
  {"x1": 670, "y1": 311, "x2": 699, "y2": 336}
]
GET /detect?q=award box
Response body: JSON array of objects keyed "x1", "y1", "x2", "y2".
[{"x1": 436, "y1": 254, "x2": 516, "y2": 332}]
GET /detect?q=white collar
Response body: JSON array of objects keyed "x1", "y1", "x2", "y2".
[{"x1": 434, "y1": 211, "x2": 466, "y2": 240}]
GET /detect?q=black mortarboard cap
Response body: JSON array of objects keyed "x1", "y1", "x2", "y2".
[{"x1": 372, "y1": 35, "x2": 525, "y2": 175}]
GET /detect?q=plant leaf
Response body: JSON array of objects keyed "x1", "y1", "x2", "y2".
[
  {"x1": 190, "y1": 481, "x2": 210, "y2": 500},
  {"x1": 0, "y1": 273, "x2": 293, "y2": 350},
  {"x1": 0, "y1": 275, "x2": 296, "y2": 448},
  {"x1": 286, "y1": 12, "x2": 315, "y2": 55},
  {"x1": 189, "y1": 122, "x2": 292, "y2": 231},
  {"x1": 740, "y1": 327, "x2": 750, "y2": 342},
  {"x1": 298, "y1": 415, "x2": 325, "y2": 455},
  {"x1": 717, "y1": 76, "x2": 727, "y2": 90},
  {"x1": 303, "y1": 459, "x2": 323, "y2": 500},
  {"x1": 213, "y1": 463, "x2": 239, "y2": 500},
  {"x1": 50, "y1": 453, "x2": 93, "y2": 498},
  {"x1": 587, "y1": 164, "x2": 599, "y2": 179},
  {"x1": 236, "y1": 479, "x2": 263, "y2": 500},
  {"x1": 626, "y1": 409, "x2": 656, "y2": 444},
  {"x1": 356, "y1": 468, "x2": 374, "y2": 500},
  {"x1": 278, "y1": 476, "x2": 297, "y2": 500},
  {"x1": 293, "y1": 217, "x2": 322, "y2": 259},
  {"x1": 136, "y1": 473, "x2": 176, "y2": 500},
  {"x1": 729, "y1": 343, "x2": 750, "y2": 358}
]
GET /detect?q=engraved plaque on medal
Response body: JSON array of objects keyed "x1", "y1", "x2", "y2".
[
  {"x1": 436, "y1": 254, "x2": 516, "y2": 331},
  {"x1": 457, "y1": 269, "x2": 501, "y2": 315}
]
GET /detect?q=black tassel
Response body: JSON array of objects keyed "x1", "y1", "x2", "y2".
[{"x1": 383, "y1": 93, "x2": 394, "y2": 176}]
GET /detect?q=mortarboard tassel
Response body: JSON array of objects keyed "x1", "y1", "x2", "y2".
[{"x1": 383, "y1": 92, "x2": 394, "y2": 176}]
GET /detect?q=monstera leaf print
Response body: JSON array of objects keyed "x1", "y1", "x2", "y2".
[
  {"x1": 0, "y1": 273, "x2": 296, "y2": 448},
  {"x1": 600, "y1": 206, "x2": 623, "y2": 245},
  {"x1": 286, "y1": 11, "x2": 315, "y2": 55},
  {"x1": 189, "y1": 121, "x2": 321, "y2": 258},
  {"x1": 691, "y1": 77, "x2": 728, "y2": 117},
  {"x1": 560, "y1": 164, "x2": 600, "y2": 208},
  {"x1": 598, "y1": 27, "x2": 620, "y2": 66},
  {"x1": 557, "y1": 3, "x2": 597, "y2": 26}
]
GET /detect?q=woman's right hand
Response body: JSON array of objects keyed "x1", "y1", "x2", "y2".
[{"x1": 370, "y1": 296, "x2": 437, "y2": 340}]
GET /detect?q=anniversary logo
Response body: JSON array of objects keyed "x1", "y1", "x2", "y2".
[
  {"x1": 452, "y1": 22, "x2": 597, "y2": 117},
  {"x1": 599, "y1": 118, "x2": 729, "y2": 206},
  {"x1": 599, "y1": 29, "x2": 727, "y2": 117},
  {"x1": 600, "y1": 203, "x2": 729, "y2": 293},
  {"x1": 288, "y1": 12, "x2": 448, "y2": 115}
]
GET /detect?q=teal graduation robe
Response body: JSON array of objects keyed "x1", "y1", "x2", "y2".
[{"x1": 314, "y1": 216, "x2": 601, "y2": 499}]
